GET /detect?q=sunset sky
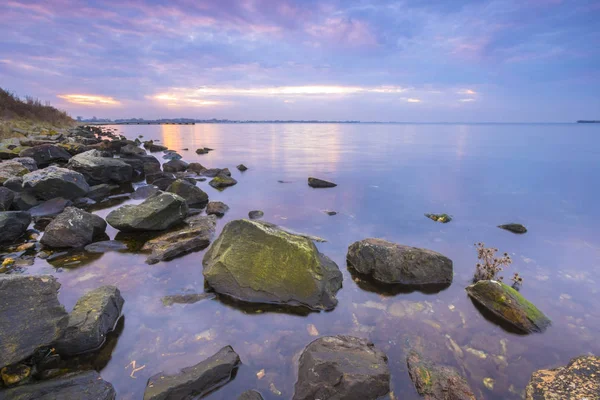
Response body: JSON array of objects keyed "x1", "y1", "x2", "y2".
[{"x1": 1, "y1": 0, "x2": 599, "y2": 122}]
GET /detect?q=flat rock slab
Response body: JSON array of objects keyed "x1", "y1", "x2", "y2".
[
  {"x1": 526, "y1": 355, "x2": 600, "y2": 399},
  {"x1": 55, "y1": 285, "x2": 124, "y2": 356},
  {"x1": 106, "y1": 192, "x2": 188, "y2": 232},
  {"x1": 347, "y1": 238, "x2": 453, "y2": 286},
  {"x1": 0, "y1": 370, "x2": 116, "y2": 400},
  {"x1": 0, "y1": 275, "x2": 68, "y2": 369},
  {"x1": 22, "y1": 166, "x2": 89, "y2": 200},
  {"x1": 498, "y1": 223, "x2": 527, "y2": 234},
  {"x1": 143, "y1": 345, "x2": 240, "y2": 400},
  {"x1": 407, "y1": 351, "x2": 476, "y2": 400},
  {"x1": 466, "y1": 280, "x2": 551, "y2": 333},
  {"x1": 29, "y1": 197, "x2": 72, "y2": 218},
  {"x1": 308, "y1": 177, "x2": 337, "y2": 188},
  {"x1": 293, "y1": 335, "x2": 390, "y2": 400},
  {"x1": 203, "y1": 219, "x2": 343, "y2": 311},
  {"x1": 40, "y1": 207, "x2": 107, "y2": 249},
  {"x1": 84, "y1": 240, "x2": 129, "y2": 253},
  {"x1": 0, "y1": 211, "x2": 31, "y2": 243}
]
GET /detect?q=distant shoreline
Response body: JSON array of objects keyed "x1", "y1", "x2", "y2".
[{"x1": 85, "y1": 121, "x2": 588, "y2": 125}]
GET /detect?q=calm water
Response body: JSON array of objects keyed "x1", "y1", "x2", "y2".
[{"x1": 27, "y1": 123, "x2": 600, "y2": 399}]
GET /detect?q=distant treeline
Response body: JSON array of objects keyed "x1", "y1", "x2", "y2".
[{"x1": 0, "y1": 88, "x2": 73, "y2": 125}]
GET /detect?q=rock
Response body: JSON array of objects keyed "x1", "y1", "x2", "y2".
[
  {"x1": 206, "y1": 201, "x2": 229, "y2": 217},
  {"x1": 324, "y1": 210, "x2": 337, "y2": 216},
  {"x1": 161, "y1": 292, "x2": 215, "y2": 307},
  {"x1": 203, "y1": 219, "x2": 343, "y2": 310},
  {"x1": 1, "y1": 363, "x2": 31, "y2": 386},
  {"x1": 407, "y1": 351, "x2": 476, "y2": 400},
  {"x1": 163, "y1": 159, "x2": 188, "y2": 173},
  {"x1": 525, "y1": 355, "x2": 600, "y2": 399},
  {"x1": 40, "y1": 207, "x2": 107, "y2": 248},
  {"x1": 22, "y1": 166, "x2": 90, "y2": 200},
  {"x1": 209, "y1": 174, "x2": 237, "y2": 190},
  {"x1": 466, "y1": 280, "x2": 551, "y2": 333},
  {"x1": 12, "y1": 192, "x2": 39, "y2": 210},
  {"x1": 120, "y1": 143, "x2": 146, "y2": 157},
  {"x1": 162, "y1": 152, "x2": 182, "y2": 160},
  {"x1": 153, "y1": 176, "x2": 177, "y2": 191},
  {"x1": 201, "y1": 168, "x2": 226, "y2": 177},
  {"x1": 143, "y1": 141, "x2": 168, "y2": 152},
  {"x1": 0, "y1": 211, "x2": 31, "y2": 243},
  {"x1": 425, "y1": 213, "x2": 452, "y2": 223},
  {"x1": 0, "y1": 370, "x2": 116, "y2": 400},
  {"x1": 347, "y1": 238, "x2": 453, "y2": 286},
  {"x1": 195, "y1": 148, "x2": 210, "y2": 154},
  {"x1": 293, "y1": 336, "x2": 390, "y2": 400},
  {"x1": 248, "y1": 210, "x2": 263, "y2": 219},
  {"x1": 143, "y1": 346, "x2": 240, "y2": 400},
  {"x1": 187, "y1": 163, "x2": 205, "y2": 175},
  {"x1": 166, "y1": 179, "x2": 208, "y2": 208},
  {"x1": 0, "y1": 160, "x2": 29, "y2": 184},
  {"x1": 29, "y1": 197, "x2": 72, "y2": 219},
  {"x1": 55, "y1": 286, "x2": 124, "y2": 356},
  {"x1": 139, "y1": 155, "x2": 161, "y2": 174},
  {"x1": 118, "y1": 158, "x2": 145, "y2": 180},
  {"x1": 19, "y1": 144, "x2": 71, "y2": 167},
  {"x1": 142, "y1": 215, "x2": 216, "y2": 264},
  {"x1": 0, "y1": 187, "x2": 15, "y2": 210},
  {"x1": 87, "y1": 184, "x2": 116, "y2": 201},
  {"x1": 131, "y1": 184, "x2": 160, "y2": 200},
  {"x1": 308, "y1": 177, "x2": 337, "y2": 188},
  {"x1": 106, "y1": 192, "x2": 188, "y2": 232},
  {"x1": 67, "y1": 150, "x2": 133, "y2": 185},
  {"x1": 12, "y1": 157, "x2": 37, "y2": 171},
  {"x1": 498, "y1": 223, "x2": 527, "y2": 234},
  {"x1": 3, "y1": 176, "x2": 23, "y2": 192},
  {"x1": 238, "y1": 390, "x2": 264, "y2": 400},
  {"x1": 84, "y1": 240, "x2": 128, "y2": 253},
  {"x1": 236, "y1": 164, "x2": 248, "y2": 171},
  {"x1": 0, "y1": 275, "x2": 68, "y2": 369}
]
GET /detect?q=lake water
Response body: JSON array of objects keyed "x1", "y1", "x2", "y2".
[{"x1": 26, "y1": 123, "x2": 600, "y2": 399}]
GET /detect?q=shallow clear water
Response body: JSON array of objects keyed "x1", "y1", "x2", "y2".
[{"x1": 26, "y1": 123, "x2": 600, "y2": 399}]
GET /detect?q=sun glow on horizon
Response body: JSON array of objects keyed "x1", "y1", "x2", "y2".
[{"x1": 57, "y1": 94, "x2": 120, "y2": 106}]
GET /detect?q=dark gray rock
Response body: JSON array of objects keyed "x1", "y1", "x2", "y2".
[
  {"x1": 0, "y1": 275, "x2": 68, "y2": 369},
  {"x1": 162, "y1": 152, "x2": 182, "y2": 160},
  {"x1": 29, "y1": 197, "x2": 72, "y2": 219},
  {"x1": 13, "y1": 192, "x2": 39, "y2": 210},
  {"x1": 106, "y1": 192, "x2": 188, "y2": 232},
  {"x1": 236, "y1": 164, "x2": 248, "y2": 172},
  {"x1": 4, "y1": 176, "x2": 23, "y2": 192},
  {"x1": 120, "y1": 143, "x2": 146, "y2": 157},
  {"x1": 206, "y1": 201, "x2": 229, "y2": 217},
  {"x1": 248, "y1": 210, "x2": 263, "y2": 220},
  {"x1": 118, "y1": 157, "x2": 145, "y2": 180},
  {"x1": 0, "y1": 211, "x2": 31, "y2": 243},
  {"x1": 209, "y1": 174, "x2": 237, "y2": 190},
  {"x1": 87, "y1": 184, "x2": 116, "y2": 202},
  {"x1": 143, "y1": 346, "x2": 240, "y2": 400},
  {"x1": 238, "y1": 390, "x2": 264, "y2": 400},
  {"x1": 40, "y1": 207, "x2": 107, "y2": 248},
  {"x1": 0, "y1": 370, "x2": 116, "y2": 400},
  {"x1": 166, "y1": 179, "x2": 208, "y2": 208},
  {"x1": 55, "y1": 286, "x2": 124, "y2": 356},
  {"x1": 0, "y1": 186, "x2": 15, "y2": 210},
  {"x1": 498, "y1": 223, "x2": 527, "y2": 234},
  {"x1": 163, "y1": 159, "x2": 189, "y2": 173},
  {"x1": 187, "y1": 163, "x2": 205, "y2": 175},
  {"x1": 308, "y1": 177, "x2": 337, "y2": 188},
  {"x1": 19, "y1": 144, "x2": 71, "y2": 167},
  {"x1": 153, "y1": 176, "x2": 177, "y2": 191},
  {"x1": 293, "y1": 336, "x2": 390, "y2": 400},
  {"x1": 200, "y1": 168, "x2": 224, "y2": 178},
  {"x1": 131, "y1": 185, "x2": 160, "y2": 200},
  {"x1": 143, "y1": 141, "x2": 168, "y2": 152},
  {"x1": 22, "y1": 166, "x2": 90, "y2": 200},
  {"x1": 347, "y1": 238, "x2": 453, "y2": 286},
  {"x1": 67, "y1": 150, "x2": 133, "y2": 185},
  {"x1": 146, "y1": 171, "x2": 172, "y2": 184},
  {"x1": 139, "y1": 155, "x2": 161, "y2": 174},
  {"x1": 84, "y1": 240, "x2": 129, "y2": 253},
  {"x1": 12, "y1": 157, "x2": 37, "y2": 171}
]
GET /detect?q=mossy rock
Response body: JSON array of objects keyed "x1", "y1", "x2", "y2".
[
  {"x1": 466, "y1": 280, "x2": 550, "y2": 333},
  {"x1": 208, "y1": 174, "x2": 237, "y2": 190},
  {"x1": 526, "y1": 355, "x2": 600, "y2": 399},
  {"x1": 425, "y1": 213, "x2": 452, "y2": 223},
  {"x1": 203, "y1": 219, "x2": 342, "y2": 311}
]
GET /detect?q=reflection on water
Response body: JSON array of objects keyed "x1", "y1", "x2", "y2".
[{"x1": 23, "y1": 123, "x2": 600, "y2": 399}]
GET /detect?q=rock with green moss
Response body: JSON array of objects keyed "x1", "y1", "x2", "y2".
[
  {"x1": 407, "y1": 351, "x2": 476, "y2": 400},
  {"x1": 166, "y1": 179, "x2": 208, "y2": 208},
  {"x1": 293, "y1": 336, "x2": 390, "y2": 400},
  {"x1": 525, "y1": 355, "x2": 600, "y2": 399},
  {"x1": 106, "y1": 192, "x2": 188, "y2": 232},
  {"x1": 203, "y1": 219, "x2": 342, "y2": 310},
  {"x1": 209, "y1": 174, "x2": 237, "y2": 190},
  {"x1": 466, "y1": 280, "x2": 550, "y2": 333},
  {"x1": 425, "y1": 213, "x2": 452, "y2": 223},
  {"x1": 0, "y1": 160, "x2": 29, "y2": 184}
]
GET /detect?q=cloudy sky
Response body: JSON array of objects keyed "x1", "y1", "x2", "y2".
[{"x1": 1, "y1": 0, "x2": 599, "y2": 121}]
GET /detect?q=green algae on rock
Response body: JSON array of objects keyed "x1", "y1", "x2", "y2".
[
  {"x1": 466, "y1": 280, "x2": 550, "y2": 333},
  {"x1": 203, "y1": 219, "x2": 343, "y2": 311},
  {"x1": 425, "y1": 213, "x2": 452, "y2": 223}
]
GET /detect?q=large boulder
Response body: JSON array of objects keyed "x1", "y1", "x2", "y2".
[
  {"x1": 0, "y1": 211, "x2": 31, "y2": 243},
  {"x1": 525, "y1": 355, "x2": 600, "y2": 399},
  {"x1": 19, "y1": 144, "x2": 71, "y2": 167},
  {"x1": 293, "y1": 336, "x2": 390, "y2": 400},
  {"x1": 142, "y1": 215, "x2": 216, "y2": 264},
  {"x1": 67, "y1": 150, "x2": 133, "y2": 185},
  {"x1": 0, "y1": 160, "x2": 29, "y2": 184},
  {"x1": 347, "y1": 239, "x2": 453, "y2": 286},
  {"x1": 203, "y1": 219, "x2": 343, "y2": 311},
  {"x1": 55, "y1": 286, "x2": 124, "y2": 356},
  {"x1": 0, "y1": 370, "x2": 116, "y2": 400},
  {"x1": 106, "y1": 192, "x2": 188, "y2": 232},
  {"x1": 22, "y1": 166, "x2": 89, "y2": 200},
  {"x1": 166, "y1": 179, "x2": 208, "y2": 208},
  {"x1": 0, "y1": 275, "x2": 68, "y2": 369},
  {"x1": 466, "y1": 280, "x2": 551, "y2": 333},
  {"x1": 163, "y1": 159, "x2": 188, "y2": 173},
  {"x1": 143, "y1": 346, "x2": 240, "y2": 400},
  {"x1": 40, "y1": 207, "x2": 107, "y2": 248},
  {"x1": 0, "y1": 187, "x2": 15, "y2": 211},
  {"x1": 407, "y1": 351, "x2": 476, "y2": 400}
]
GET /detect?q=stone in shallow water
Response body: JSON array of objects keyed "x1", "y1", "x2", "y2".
[
  {"x1": 425, "y1": 213, "x2": 452, "y2": 223},
  {"x1": 163, "y1": 159, "x2": 188, "y2": 173},
  {"x1": 236, "y1": 164, "x2": 248, "y2": 171},
  {"x1": 209, "y1": 174, "x2": 237, "y2": 190},
  {"x1": 161, "y1": 292, "x2": 215, "y2": 306},
  {"x1": 293, "y1": 335, "x2": 390, "y2": 400},
  {"x1": 143, "y1": 345, "x2": 240, "y2": 400},
  {"x1": 206, "y1": 201, "x2": 229, "y2": 217},
  {"x1": 40, "y1": 207, "x2": 107, "y2": 249},
  {"x1": 238, "y1": 390, "x2": 264, "y2": 400},
  {"x1": 498, "y1": 223, "x2": 527, "y2": 234},
  {"x1": 166, "y1": 179, "x2": 208, "y2": 208},
  {"x1": 131, "y1": 184, "x2": 160, "y2": 200},
  {"x1": 525, "y1": 355, "x2": 600, "y2": 399},
  {"x1": 106, "y1": 192, "x2": 188, "y2": 232},
  {"x1": 0, "y1": 211, "x2": 31, "y2": 243},
  {"x1": 84, "y1": 240, "x2": 129, "y2": 253},
  {"x1": 22, "y1": 166, "x2": 89, "y2": 200},
  {"x1": 203, "y1": 219, "x2": 343, "y2": 311},
  {"x1": 308, "y1": 177, "x2": 337, "y2": 188},
  {"x1": 248, "y1": 210, "x2": 264, "y2": 220}
]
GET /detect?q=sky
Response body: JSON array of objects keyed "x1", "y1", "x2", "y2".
[{"x1": 1, "y1": 0, "x2": 599, "y2": 122}]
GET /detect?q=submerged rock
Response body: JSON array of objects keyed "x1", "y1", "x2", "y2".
[
  {"x1": 22, "y1": 166, "x2": 89, "y2": 200},
  {"x1": 143, "y1": 346, "x2": 240, "y2": 400},
  {"x1": 0, "y1": 211, "x2": 31, "y2": 243},
  {"x1": 0, "y1": 370, "x2": 116, "y2": 400},
  {"x1": 248, "y1": 210, "x2": 264, "y2": 220},
  {"x1": 209, "y1": 174, "x2": 237, "y2": 190},
  {"x1": 67, "y1": 150, "x2": 133, "y2": 185},
  {"x1": 0, "y1": 275, "x2": 68, "y2": 369},
  {"x1": 19, "y1": 144, "x2": 71, "y2": 167},
  {"x1": 347, "y1": 238, "x2": 453, "y2": 286},
  {"x1": 84, "y1": 240, "x2": 129, "y2": 253},
  {"x1": 407, "y1": 351, "x2": 476, "y2": 400},
  {"x1": 0, "y1": 160, "x2": 31, "y2": 184},
  {"x1": 106, "y1": 192, "x2": 188, "y2": 232},
  {"x1": 425, "y1": 213, "x2": 452, "y2": 223},
  {"x1": 238, "y1": 390, "x2": 264, "y2": 400},
  {"x1": 161, "y1": 292, "x2": 215, "y2": 307},
  {"x1": 166, "y1": 179, "x2": 208, "y2": 208},
  {"x1": 40, "y1": 207, "x2": 107, "y2": 249},
  {"x1": 293, "y1": 336, "x2": 390, "y2": 400},
  {"x1": 466, "y1": 280, "x2": 550, "y2": 333},
  {"x1": 525, "y1": 355, "x2": 600, "y2": 399},
  {"x1": 206, "y1": 201, "x2": 229, "y2": 217},
  {"x1": 55, "y1": 286, "x2": 124, "y2": 356},
  {"x1": 203, "y1": 219, "x2": 343, "y2": 310},
  {"x1": 308, "y1": 177, "x2": 337, "y2": 188},
  {"x1": 236, "y1": 164, "x2": 248, "y2": 171},
  {"x1": 498, "y1": 223, "x2": 527, "y2": 234}
]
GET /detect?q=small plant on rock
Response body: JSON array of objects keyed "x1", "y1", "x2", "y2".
[{"x1": 473, "y1": 243, "x2": 523, "y2": 289}]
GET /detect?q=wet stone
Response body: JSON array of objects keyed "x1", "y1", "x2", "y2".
[
  {"x1": 498, "y1": 223, "x2": 527, "y2": 234},
  {"x1": 84, "y1": 240, "x2": 129, "y2": 253},
  {"x1": 525, "y1": 355, "x2": 600, "y2": 399},
  {"x1": 166, "y1": 179, "x2": 208, "y2": 208},
  {"x1": 238, "y1": 390, "x2": 264, "y2": 400},
  {"x1": 22, "y1": 166, "x2": 90, "y2": 200},
  {"x1": 40, "y1": 207, "x2": 107, "y2": 249},
  {"x1": 236, "y1": 164, "x2": 248, "y2": 171},
  {"x1": 106, "y1": 192, "x2": 188, "y2": 232},
  {"x1": 206, "y1": 201, "x2": 229, "y2": 217},
  {"x1": 209, "y1": 174, "x2": 237, "y2": 190},
  {"x1": 248, "y1": 210, "x2": 264, "y2": 220},
  {"x1": 308, "y1": 177, "x2": 337, "y2": 188}
]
